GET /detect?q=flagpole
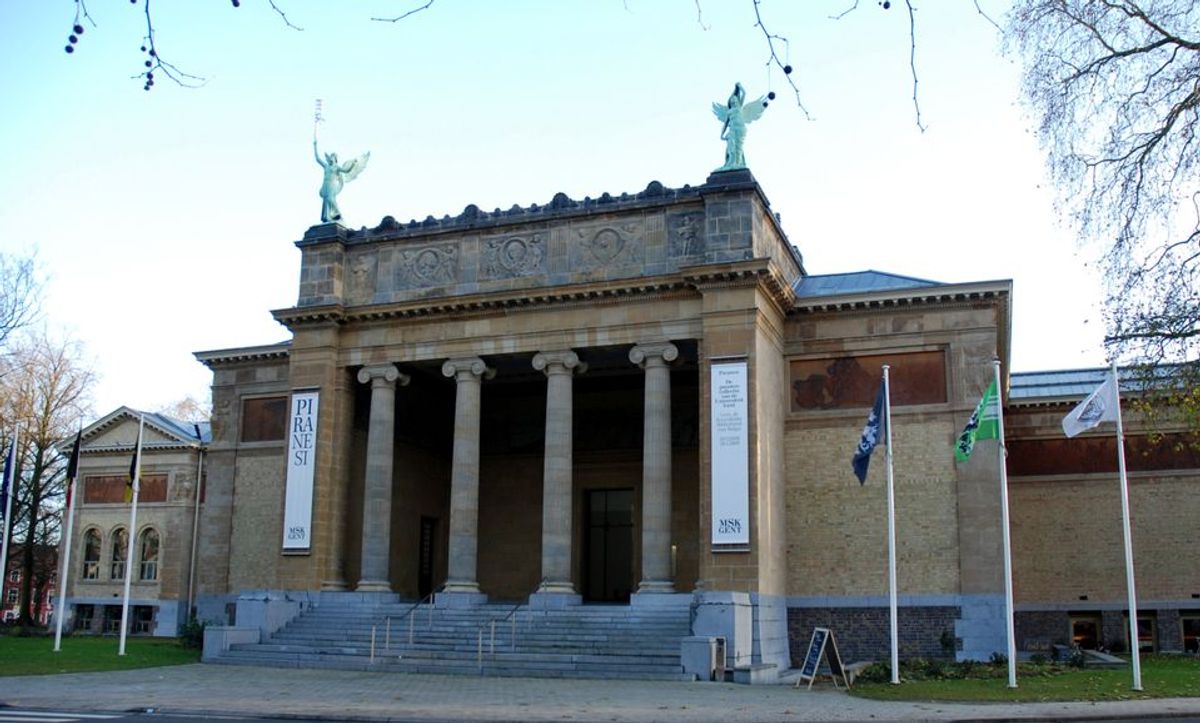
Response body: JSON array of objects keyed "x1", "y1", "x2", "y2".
[
  {"x1": 53, "y1": 426, "x2": 82, "y2": 652},
  {"x1": 1111, "y1": 363, "x2": 1142, "y2": 690},
  {"x1": 991, "y1": 360, "x2": 1018, "y2": 688},
  {"x1": 882, "y1": 365, "x2": 899, "y2": 685},
  {"x1": 118, "y1": 414, "x2": 145, "y2": 657},
  {"x1": 1, "y1": 426, "x2": 19, "y2": 606}
]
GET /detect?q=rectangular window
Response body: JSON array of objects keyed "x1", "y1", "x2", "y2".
[
  {"x1": 241, "y1": 396, "x2": 288, "y2": 443},
  {"x1": 132, "y1": 605, "x2": 154, "y2": 634},
  {"x1": 790, "y1": 350, "x2": 947, "y2": 411},
  {"x1": 103, "y1": 605, "x2": 122, "y2": 633},
  {"x1": 1126, "y1": 614, "x2": 1156, "y2": 653},
  {"x1": 8, "y1": 570, "x2": 17, "y2": 582},
  {"x1": 1182, "y1": 615, "x2": 1200, "y2": 654},
  {"x1": 5, "y1": 589, "x2": 16, "y2": 604},
  {"x1": 140, "y1": 560, "x2": 158, "y2": 582},
  {"x1": 75, "y1": 604, "x2": 95, "y2": 632},
  {"x1": 110, "y1": 560, "x2": 125, "y2": 580},
  {"x1": 1070, "y1": 614, "x2": 1101, "y2": 650},
  {"x1": 82, "y1": 561, "x2": 99, "y2": 580}
]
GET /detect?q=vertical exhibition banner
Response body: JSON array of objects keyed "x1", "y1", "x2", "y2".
[
  {"x1": 710, "y1": 361, "x2": 750, "y2": 546},
  {"x1": 282, "y1": 390, "x2": 319, "y2": 551}
]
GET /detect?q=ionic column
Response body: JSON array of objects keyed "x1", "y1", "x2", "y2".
[
  {"x1": 441, "y1": 357, "x2": 495, "y2": 595},
  {"x1": 355, "y1": 363, "x2": 409, "y2": 592},
  {"x1": 630, "y1": 342, "x2": 678, "y2": 594},
  {"x1": 532, "y1": 350, "x2": 586, "y2": 595}
]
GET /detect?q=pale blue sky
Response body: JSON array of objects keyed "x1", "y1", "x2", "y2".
[{"x1": 0, "y1": 1, "x2": 1105, "y2": 415}]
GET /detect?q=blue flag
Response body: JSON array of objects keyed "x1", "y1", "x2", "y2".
[
  {"x1": 852, "y1": 380, "x2": 886, "y2": 484},
  {"x1": 1, "y1": 439, "x2": 15, "y2": 521}
]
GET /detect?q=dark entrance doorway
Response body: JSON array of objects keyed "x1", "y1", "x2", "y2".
[
  {"x1": 583, "y1": 488, "x2": 634, "y2": 603},
  {"x1": 418, "y1": 516, "x2": 437, "y2": 599}
]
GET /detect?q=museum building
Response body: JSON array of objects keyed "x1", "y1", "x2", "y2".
[{"x1": 60, "y1": 169, "x2": 1199, "y2": 674}]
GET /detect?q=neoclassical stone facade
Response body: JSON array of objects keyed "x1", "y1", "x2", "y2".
[{"x1": 188, "y1": 169, "x2": 1200, "y2": 672}]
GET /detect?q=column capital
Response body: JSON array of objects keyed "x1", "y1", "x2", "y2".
[
  {"x1": 441, "y1": 357, "x2": 496, "y2": 381},
  {"x1": 357, "y1": 364, "x2": 410, "y2": 387},
  {"x1": 532, "y1": 350, "x2": 587, "y2": 376},
  {"x1": 629, "y1": 342, "x2": 679, "y2": 368}
]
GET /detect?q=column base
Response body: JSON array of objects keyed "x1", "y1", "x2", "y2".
[
  {"x1": 435, "y1": 590, "x2": 488, "y2": 608},
  {"x1": 355, "y1": 579, "x2": 392, "y2": 593},
  {"x1": 442, "y1": 580, "x2": 482, "y2": 594},
  {"x1": 528, "y1": 589, "x2": 582, "y2": 609},
  {"x1": 635, "y1": 580, "x2": 677, "y2": 595},
  {"x1": 632, "y1": 590, "x2": 691, "y2": 609},
  {"x1": 320, "y1": 579, "x2": 350, "y2": 592}
]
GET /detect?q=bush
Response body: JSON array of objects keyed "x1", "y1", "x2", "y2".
[{"x1": 178, "y1": 618, "x2": 205, "y2": 649}]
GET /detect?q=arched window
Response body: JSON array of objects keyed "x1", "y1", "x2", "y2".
[
  {"x1": 138, "y1": 528, "x2": 159, "y2": 581},
  {"x1": 81, "y1": 529, "x2": 101, "y2": 580},
  {"x1": 110, "y1": 528, "x2": 128, "y2": 580}
]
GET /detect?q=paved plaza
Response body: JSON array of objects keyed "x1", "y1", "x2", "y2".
[{"x1": 2, "y1": 665, "x2": 1200, "y2": 722}]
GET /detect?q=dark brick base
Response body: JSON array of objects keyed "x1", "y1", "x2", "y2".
[{"x1": 788, "y1": 606, "x2": 959, "y2": 664}]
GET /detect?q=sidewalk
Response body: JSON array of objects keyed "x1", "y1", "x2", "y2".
[{"x1": 2, "y1": 664, "x2": 1200, "y2": 722}]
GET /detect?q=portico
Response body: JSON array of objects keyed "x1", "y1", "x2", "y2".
[{"x1": 199, "y1": 169, "x2": 804, "y2": 674}]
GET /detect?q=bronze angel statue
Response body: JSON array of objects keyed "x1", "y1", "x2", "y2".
[
  {"x1": 712, "y1": 82, "x2": 767, "y2": 172},
  {"x1": 314, "y1": 138, "x2": 370, "y2": 223}
]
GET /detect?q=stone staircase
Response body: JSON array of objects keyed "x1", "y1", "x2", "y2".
[{"x1": 208, "y1": 598, "x2": 694, "y2": 680}]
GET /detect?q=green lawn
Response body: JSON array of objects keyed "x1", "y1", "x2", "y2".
[
  {"x1": 0, "y1": 635, "x2": 200, "y2": 676},
  {"x1": 852, "y1": 655, "x2": 1200, "y2": 702}
]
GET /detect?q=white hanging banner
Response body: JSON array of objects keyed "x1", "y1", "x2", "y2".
[
  {"x1": 282, "y1": 390, "x2": 319, "y2": 551},
  {"x1": 710, "y1": 360, "x2": 750, "y2": 546}
]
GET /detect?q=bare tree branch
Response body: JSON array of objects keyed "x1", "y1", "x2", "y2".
[
  {"x1": 268, "y1": 1, "x2": 303, "y2": 31},
  {"x1": 750, "y1": 0, "x2": 812, "y2": 120},
  {"x1": 693, "y1": 0, "x2": 711, "y2": 31},
  {"x1": 905, "y1": 0, "x2": 926, "y2": 133},
  {"x1": 372, "y1": 1, "x2": 436, "y2": 24}
]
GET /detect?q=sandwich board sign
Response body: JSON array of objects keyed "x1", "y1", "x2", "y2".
[{"x1": 795, "y1": 627, "x2": 850, "y2": 689}]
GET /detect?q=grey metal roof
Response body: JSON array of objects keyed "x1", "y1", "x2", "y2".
[
  {"x1": 793, "y1": 270, "x2": 942, "y2": 298},
  {"x1": 1009, "y1": 368, "x2": 1113, "y2": 401},
  {"x1": 1008, "y1": 366, "x2": 1184, "y2": 401},
  {"x1": 144, "y1": 412, "x2": 211, "y2": 444}
]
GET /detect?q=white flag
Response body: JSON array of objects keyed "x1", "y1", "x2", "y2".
[{"x1": 1062, "y1": 372, "x2": 1120, "y2": 438}]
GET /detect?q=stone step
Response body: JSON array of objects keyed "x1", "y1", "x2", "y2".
[{"x1": 214, "y1": 647, "x2": 688, "y2": 678}]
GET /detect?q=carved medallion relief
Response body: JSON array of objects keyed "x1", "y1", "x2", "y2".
[
  {"x1": 571, "y1": 222, "x2": 643, "y2": 271},
  {"x1": 480, "y1": 234, "x2": 545, "y2": 280},
  {"x1": 396, "y1": 244, "x2": 458, "y2": 288}
]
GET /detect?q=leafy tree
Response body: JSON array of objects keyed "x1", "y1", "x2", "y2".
[
  {"x1": 1009, "y1": 0, "x2": 1200, "y2": 432},
  {"x1": 0, "y1": 332, "x2": 93, "y2": 627}
]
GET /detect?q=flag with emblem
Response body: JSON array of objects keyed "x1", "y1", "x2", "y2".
[
  {"x1": 955, "y1": 379, "x2": 1000, "y2": 462},
  {"x1": 851, "y1": 379, "x2": 886, "y2": 484},
  {"x1": 1062, "y1": 371, "x2": 1119, "y2": 438}
]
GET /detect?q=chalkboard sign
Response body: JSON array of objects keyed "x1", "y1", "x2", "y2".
[
  {"x1": 795, "y1": 627, "x2": 849, "y2": 689},
  {"x1": 800, "y1": 628, "x2": 828, "y2": 680}
]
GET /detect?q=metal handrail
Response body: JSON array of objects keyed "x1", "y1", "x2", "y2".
[
  {"x1": 476, "y1": 578, "x2": 545, "y2": 673},
  {"x1": 388, "y1": 589, "x2": 438, "y2": 651}
]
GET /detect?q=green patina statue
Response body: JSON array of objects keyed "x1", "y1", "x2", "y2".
[
  {"x1": 314, "y1": 138, "x2": 370, "y2": 224},
  {"x1": 712, "y1": 82, "x2": 767, "y2": 172}
]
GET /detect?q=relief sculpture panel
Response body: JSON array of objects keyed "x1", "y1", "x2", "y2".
[
  {"x1": 346, "y1": 252, "x2": 378, "y2": 305},
  {"x1": 570, "y1": 221, "x2": 643, "y2": 272},
  {"x1": 480, "y1": 233, "x2": 545, "y2": 280},
  {"x1": 668, "y1": 212, "x2": 705, "y2": 258},
  {"x1": 396, "y1": 244, "x2": 458, "y2": 289}
]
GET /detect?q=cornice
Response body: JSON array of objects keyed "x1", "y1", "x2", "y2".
[
  {"x1": 790, "y1": 279, "x2": 1012, "y2": 314},
  {"x1": 194, "y1": 343, "x2": 292, "y2": 367}
]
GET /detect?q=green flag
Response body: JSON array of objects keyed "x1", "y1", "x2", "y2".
[{"x1": 955, "y1": 380, "x2": 1000, "y2": 462}]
